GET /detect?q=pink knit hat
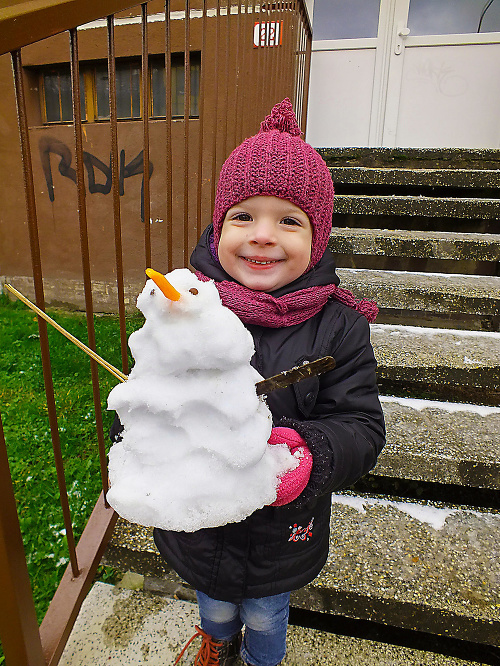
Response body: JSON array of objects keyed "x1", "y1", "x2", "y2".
[{"x1": 212, "y1": 99, "x2": 334, "y2": 268}]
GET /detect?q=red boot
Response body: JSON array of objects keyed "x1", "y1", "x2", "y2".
[{"x1": 175, "y1": 625, "x2": 242, "y2": 665}]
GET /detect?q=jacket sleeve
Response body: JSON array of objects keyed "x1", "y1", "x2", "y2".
[{"x1": 279, "y1": 311, "x2": 385, "y2": 505}]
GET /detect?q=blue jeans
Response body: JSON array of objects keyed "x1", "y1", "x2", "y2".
[{"x1": 196, "y1": 590, "x2": 290, "y2": 666}]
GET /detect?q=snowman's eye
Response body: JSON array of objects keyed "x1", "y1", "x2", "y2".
[
  {"x1": 189, "y1": 288, "x2": 199, "y2": 295},
  {"x1": 150, "y1": 289, "x2": 156, "y2": 296}
]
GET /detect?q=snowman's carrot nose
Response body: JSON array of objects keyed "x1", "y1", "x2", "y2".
[{"x1": 145, "y1": 268, "x2": 181, "y2": 301}]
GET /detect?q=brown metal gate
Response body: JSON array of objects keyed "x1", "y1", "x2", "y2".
[{"x1": 0, "y1": 1, "x2": 311, "y2": 663}]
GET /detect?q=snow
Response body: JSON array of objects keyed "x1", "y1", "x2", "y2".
[
  {"x1": 371, "y1": 323, "x2": 500, "y2": 339},
  {"x1": 107, "y1": 268, "x2": 296, "y2": 532},
  {"x1": 331, "y1": 494, "x2": 457, "y2": 531},
  {"x1": 379, "y1": 395, "x2": 500, "y2": 416}
]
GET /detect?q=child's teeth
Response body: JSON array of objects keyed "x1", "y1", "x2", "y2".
[{"x1": 248, "y1": 259, "x2": 276, "y2": 264}]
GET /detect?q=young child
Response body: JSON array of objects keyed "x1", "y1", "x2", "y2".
[{"x1": 155, "y1": 98, "x2": 385, "y2": 666}]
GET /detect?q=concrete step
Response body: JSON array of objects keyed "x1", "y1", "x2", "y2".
[
  {"x1": 369, "y1": 324, "x2": 500, "y2": 404},
  {"x1": 59, "y1": 582, "x2": 486, "y2": 665},
  {"x1": 329, "y1": 166, "x2": 500, "y2": 189},
  {"x1": 376, "y1": 396, "x2": 500, "y2": 489},
  {"x1": 333, "y1": 194, "x2": 500, "y2": 220},
  {"x1": 318, "y1": 147, "x2": 500, "y2": 170},
  {"x1": 339, "y1": 269, "x2": 500, "y2": 331},
  {"x1": 329, "y1": 228, "x2": 500, "y2": 262},
  {"x1": 292, "y1": 492, "x2": 500, "y2": 646},
  {"x1": 102, "y1": 491, "x2": 500, "y2": 647}
]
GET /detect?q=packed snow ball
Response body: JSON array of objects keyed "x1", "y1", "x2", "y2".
[{"x1": 107, "y1": 269, "x2": 296, "y2": 532}]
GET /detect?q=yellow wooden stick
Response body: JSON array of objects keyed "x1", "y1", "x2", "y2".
[{"x1": 3, "y1": 283, "x2": 128, "y2": 383}]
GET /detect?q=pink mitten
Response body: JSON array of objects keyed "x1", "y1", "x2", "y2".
[{"x1": 268, "y1": 427, "x2": 313, "y2": 507}]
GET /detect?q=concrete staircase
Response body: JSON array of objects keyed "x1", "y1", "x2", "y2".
[{"x1": 61, "y1": 148, "x2": 500, "y2": 665}]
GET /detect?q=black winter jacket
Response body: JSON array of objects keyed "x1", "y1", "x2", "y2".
[{"x1": 152, "y1": 226, "x2": 386, "y2": 603}]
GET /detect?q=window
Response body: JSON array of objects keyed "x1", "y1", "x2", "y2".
[
  {"x1": 151, "y1": 53, "x2": 201, "y2": 118},
  {"x1": 408, "y1": 0, "x2": 500, "y2": 35},
  {"x1": 41, "y1": 65, "x2": 85, "y2": 123},
  {"x1": 312, "y1": 0, "x2": 380, "y2": 40},
  {"x1": 94, "y1": 61, "x2": 142, "y2": 120},
  {"x1": 38, "y1": 53, "x2": 201, "y2": 125}
]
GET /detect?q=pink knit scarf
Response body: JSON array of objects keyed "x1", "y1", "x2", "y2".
[{"x1": 195, "y1": 272, "x2": 378, "y2": 328}]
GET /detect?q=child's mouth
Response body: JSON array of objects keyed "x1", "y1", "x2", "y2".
[{"x1": 242, "y1": 257, "x2": 282, "y2": 266}]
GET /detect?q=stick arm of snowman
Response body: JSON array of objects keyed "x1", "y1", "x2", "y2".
[{"x1": 4, "y1": 272, "x2": 335, "y2": 392}]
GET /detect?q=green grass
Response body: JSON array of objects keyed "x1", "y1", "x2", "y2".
[{"x1": 0, "y1": 293, "x2": 144, "y2": 649}]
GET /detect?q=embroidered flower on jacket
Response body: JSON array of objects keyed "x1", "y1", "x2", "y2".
[{"x1": 288, "y1": 518, "x2": 314, "y2": 542}]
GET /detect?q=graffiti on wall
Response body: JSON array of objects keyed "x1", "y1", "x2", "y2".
[{"x1": 39, "y1": 136, "x2": 154, "y2": 221}]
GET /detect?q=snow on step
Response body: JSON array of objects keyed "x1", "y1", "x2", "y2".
[
  {"x1": 290, "y1": 491, "x2": 500, "y2": 645},
  {"x1": 370, "y1": 324, "x2": 500, "y2": 369},
  {"x1": 376, "y1": 396, "x2": 500, "y2": 488},
  {"x1": 370, "y1": 323, "x2": 500, "y2": 404}
]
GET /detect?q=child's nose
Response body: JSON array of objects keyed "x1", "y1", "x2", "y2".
[{"x1": 250, "y1": 219, "x2": 276, "y2": 245}]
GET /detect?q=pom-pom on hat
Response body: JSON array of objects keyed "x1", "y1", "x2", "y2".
[{"x1": 213, "y1": 99, "x2": 334, "y2": 268}]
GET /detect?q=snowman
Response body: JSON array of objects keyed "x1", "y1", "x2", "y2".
[{"x1": 106, "y1": 268, "x2": 296, "y2": 532}]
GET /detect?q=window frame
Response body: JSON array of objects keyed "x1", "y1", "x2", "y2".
[{"x1": 37, "y1": 53, "x2": 201, "y2": 126}]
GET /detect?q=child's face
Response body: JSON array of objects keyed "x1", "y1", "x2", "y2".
[{"x1": 218, "y1": 195, "x2": 312, "y2": 292}]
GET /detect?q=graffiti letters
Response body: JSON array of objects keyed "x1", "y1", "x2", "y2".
[{"x1": 39, "y1": 136, "x2": 154, "y2": 221}]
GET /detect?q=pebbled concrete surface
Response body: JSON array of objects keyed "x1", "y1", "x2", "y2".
[
  {"x1": 59, "y1": 583, "x2": 487, "y2": 665},
  {"x1": 103, "y1": 489, "x2": 500, "y2": 646},
  {"x1": 328, "y1": 228, "x2": 500, "y2": 261},
  {"x1": 375, "y1": 397, "x2": 500, "y2": 488}
]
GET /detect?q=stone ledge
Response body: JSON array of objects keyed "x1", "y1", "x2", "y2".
[
  {"x1": 338, "y1": 269, "x2": 500, "y2": 317},
  {"x1": 103, "y1": 491, "x2": 500, "y2": 646},
  {"x1": 370, "y1": 323, "x2": 500, "y2": 403},
  {"x1": 329, "y1": 166, "x2": 500, "y2": 189},
  {"x1": 293, "y1": 492, "x2": 500, "y2": 645},
  {"x1": 317, "y1": 147, "x2": 500, "y2": 170},
  {"x1": 2, "y1": 275, "x2": 143, "y2": 314},
  {"x1": 60, "y1": 584, "x2": 481, "y2": 665},
  {"x1": 376, "y1": 397, "x2": 500, "y2": 489},
  {"x1": 329, "y1": 228, "x2": 500, "y2": 261},
  {"x1": 333, "y1": 194, "x2": 500, "y2": 219}
]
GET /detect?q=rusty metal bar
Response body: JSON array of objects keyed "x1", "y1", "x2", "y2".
[
  {"x1": 69, "y1": 28, "x2": 110, "y2": 499},
  {"x1": 0, "y1": 413, "x2": 45, "y2": 666},
  {"x1": 183, "y1": 0, "x2": 191, "y2": 265},
  {"x1": 232, "y1": 0, "x2": 242, "y2": 149},
  {"x1": 284, "y1": 2, "x2": 295, "y2": 106},
  {"x1": 0, "y1": 0, "x2": 147, "y2": 55},
  {"x1": 268, "y1": 0, "x2": 277, "y2": 105},
  {"x1": 221, "y1": 0, "x2": 231, "y2": 159},
  {"x1": 263, "y1": 2, "x2": 272, "y2": 117},
  {"x1": 142, "y1": 2, "x2": 152, "y2": 266},
  {"x1": 301, "y1": 17, "x2": 312, "y2": 134},
  {"x1": 165, "y1": 0, "x2": 173, "y2": 270},
  {"x1": 272, "y1": 0, "x2": 282, "y2": 104},
  {"x1": 107, "y1": 15, "x2": 129, "y2": 375},
  {"x1": 210, "y1": 0, "x2": 221, "y2": 210},
  {"x1": 39, "y1": 492, "x2": 118, "y2": 666},
  {"x1": 196, "y1": 0, "x2": 207, "y2": 239},
  {"x1": 294, "y1": 19, "x2": 303, "y2": 123},
  {"x1": 11, "y1": 48, "x2": 80, "y2": 580},
  {"x1": 256, "y1": 3, "x2": 267, "y2": 121},
  {"x1": 236, "y1": 0, "x2": 248, "y2": 144}
]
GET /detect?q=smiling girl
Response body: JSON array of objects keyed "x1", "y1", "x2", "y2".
[{"x1": 151, "y1": 99, "x2": 386, "y2": 666}]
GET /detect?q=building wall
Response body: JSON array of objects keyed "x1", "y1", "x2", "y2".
[{"x1": 0, "y1": 1, "x2": 305, "y2": 309}]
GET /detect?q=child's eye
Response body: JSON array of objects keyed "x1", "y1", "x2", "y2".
[
  {"x1": 281, "y1": 217, "x2": 301, "y2": 226},
  {"x1": 232, "y1": 212, "x2": 252, "y2": 221}
]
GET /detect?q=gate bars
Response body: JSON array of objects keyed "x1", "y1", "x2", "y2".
[{"x1": 0, "y1": 0, "x2": 311, "y2": 663}]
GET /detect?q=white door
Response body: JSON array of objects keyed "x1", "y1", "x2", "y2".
[{"x1": 306, "y1": 0, "x2": 500, "y2": 148}]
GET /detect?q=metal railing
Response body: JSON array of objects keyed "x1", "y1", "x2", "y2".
[{"x1": 0, "y1": 1, "x2": 311, "y2": 663}]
